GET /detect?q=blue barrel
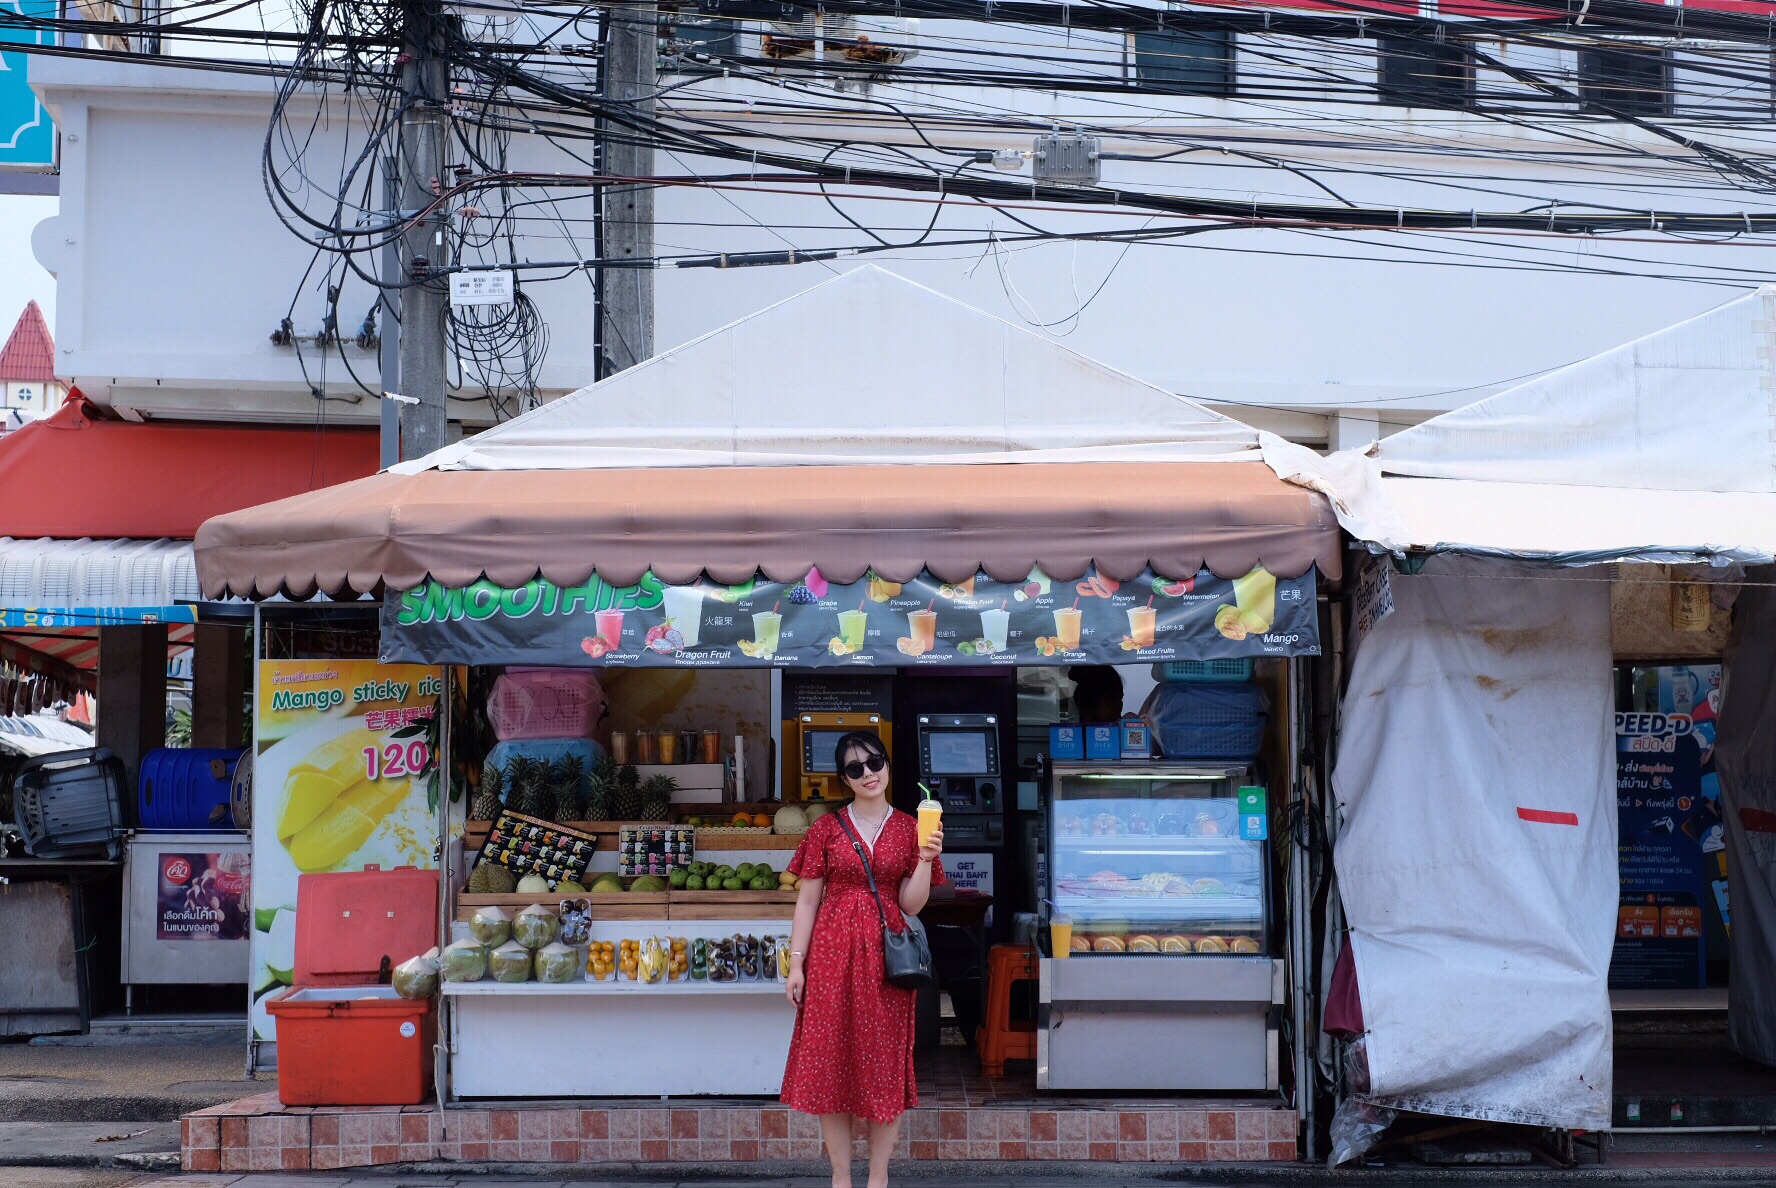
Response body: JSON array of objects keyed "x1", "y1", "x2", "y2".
[{"x1": 137, "y1": 747, "x2": 245, "y2": 831}]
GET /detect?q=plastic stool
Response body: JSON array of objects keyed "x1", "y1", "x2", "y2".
[{"x1": 975, "y1": 943, "x2": 1039, "y2": 1078}]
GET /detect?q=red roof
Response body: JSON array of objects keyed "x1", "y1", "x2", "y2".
[
  {"x1": 0, "y1": 301, "x2": 56, "y2": 384},
  {"x1": 0, "y1": 393, "x2": 380, "y2": 538}
]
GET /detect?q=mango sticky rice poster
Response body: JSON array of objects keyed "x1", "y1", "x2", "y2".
[{"x1": 250, "y1": 660, "x2": 444, "y2": 1041}]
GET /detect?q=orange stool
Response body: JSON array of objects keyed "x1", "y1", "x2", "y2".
[{"x1": 976, "y1": 943, "x2": 1039, "y2": 1078}]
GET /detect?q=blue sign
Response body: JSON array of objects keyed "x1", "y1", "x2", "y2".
[
  {"x1": 0, "y1": 606, "x2": 199, "y2": 627},
  {"x1": 1610, "y1": 726, "x2": 1708, "y2": 990},
  {"x1": 0, "y1": 2, "x2": 56, "y2": 169}
]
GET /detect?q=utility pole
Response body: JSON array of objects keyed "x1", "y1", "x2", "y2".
[
  {"x1": 396, "y1": 0, "x2": 450, "y2": 459},
  {"x1": 599, "y1": 2, "x2": 656, "y2": 376}
]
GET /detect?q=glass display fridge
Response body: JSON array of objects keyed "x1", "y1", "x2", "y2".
[{"x1": 1039, "y1": 763, "x2": 1282, "y2": 1091}]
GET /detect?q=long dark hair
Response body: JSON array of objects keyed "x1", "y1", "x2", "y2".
[{"x1": 832, "y1": 729, "x2": 889, "y2": 778}]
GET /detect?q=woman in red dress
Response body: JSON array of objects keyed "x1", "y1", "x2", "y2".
[{"x1": 782, "y1": 730, "x2": 945, "y2": 1188}]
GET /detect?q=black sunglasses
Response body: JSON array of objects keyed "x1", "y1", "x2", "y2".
[{"x1": 841, "y1": 754, "x2": 888, "y2": 781}]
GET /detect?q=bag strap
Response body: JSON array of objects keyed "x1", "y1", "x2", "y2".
[{"x1": 835, "y1": 809, "x2": 895, "y2": 934}]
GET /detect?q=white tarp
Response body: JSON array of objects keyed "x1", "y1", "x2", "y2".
[
  {"x1": 1713, "y1": 572, "x2": 1776, "y2": 1065},
  {"x1": 395, "y1": 266, "x2": 1259, "y2": 474},
  {"x1": 1333, "y1": 559, "x2": 1617, "y2": 1129},
  {"x1": 1261, "y1": 287, "x2": 1776, "y2": 564}
]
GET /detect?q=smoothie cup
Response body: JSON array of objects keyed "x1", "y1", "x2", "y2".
[
  {"x1": 917, "y1": 796, "x2": 943, "y2": 848},
  {"x1": 595, "y1": 609, "x2": 625, "y2": 649},
  {"x1": 662, "y1": 586, "x2": 704, "y2": 647},
  {"x1": 753, "y1": 611, "x2": 782, "y2": 657},
  {"x1": 1050, "y1": 915, "x2": 1074, "y2": 958},
  {"x1": 838, "y1": 609, "x2": 868, "y2": 651},
  {"x1": 909, "y1": 609, "x2": 938, "y2": 653},
  {"x1": 980, "y1": 608, "x2": 1010, "y2": 652},
  {"x1": 1128, "y1": 606, "x2": 1156, "y2": 648},
  {"x1": 1053, "y1": 607, "x2": 1083, "y2": 651}
]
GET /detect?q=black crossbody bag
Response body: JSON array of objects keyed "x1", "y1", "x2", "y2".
[{"x1": 835, "y1": 810, "x2": 935, "y2": 991}]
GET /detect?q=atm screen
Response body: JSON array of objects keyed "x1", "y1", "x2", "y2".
[
  {"x1": 926, "y1": 730, "x2": 993, "y2": 776},
  {"x1": 805, "y1": 729, "x2": 858, "y2": 773}
]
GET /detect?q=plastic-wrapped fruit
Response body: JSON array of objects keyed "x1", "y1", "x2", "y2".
[
  {"x1": 441, "y1": 939, "x2": 489, "y2": 983},
  {"x1": 535, "y1": 941, "x2": 580, "y2": 984},
  {"x1": 392, "y1": 947, "x2": 440, "y2": 1000},
  {"x1": 513, "y1": 904, "x2": 560, "y2": 950},
  {"x1": 489, "y1": 940, "x2": 532, "y2": 983},
  {"x1": 637, "y1": 937, "x2": 668, "y2": 984},
  {"x1": 469, "y1": 906, "x2": 511, "y2": 948}
]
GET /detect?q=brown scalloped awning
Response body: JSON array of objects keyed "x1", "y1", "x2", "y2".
[{"x1": 193, "y1": 460, "x2": 1342, "y2": 599}]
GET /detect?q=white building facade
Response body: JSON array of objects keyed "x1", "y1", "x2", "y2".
[{"x1": 28, "y1": 21, "x2": 1775, "y2": 447}]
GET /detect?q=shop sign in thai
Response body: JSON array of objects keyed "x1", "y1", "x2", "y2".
[{"x1": 380, "y1": 565, "x2": 1318, "y2": 667}]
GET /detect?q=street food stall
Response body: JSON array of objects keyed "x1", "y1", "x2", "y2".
[{"x1": 196, "y1": 267, "x2": 1341, "y2": 1112}]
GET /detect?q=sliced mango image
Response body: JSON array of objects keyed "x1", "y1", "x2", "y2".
[
  {"x1": 1231, "y1": 566, "x2": 1276, "y2": 632},
  {"x1": 285, "y1": 773, "x2": 412, "y2": 872},
  {"x1": 278, "y1": 727, "x2": 383, "y2": 841}
]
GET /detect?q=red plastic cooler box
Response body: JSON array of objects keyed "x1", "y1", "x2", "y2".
[{"x1": 266, "y1": 865, "x2": 440, "y2": 1106}]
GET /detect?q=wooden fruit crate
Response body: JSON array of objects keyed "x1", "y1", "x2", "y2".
[
  {"x1": 455, "y1": 891, "x2": 668, "y2": 923},
  {"x1": 668, "y1": 889, "x2": 799, "y2": 920}
]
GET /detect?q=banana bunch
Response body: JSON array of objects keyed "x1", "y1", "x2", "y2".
[
  {"x1": 637, "y1": 936, "x2": 669, "y2": 985},
  {"x1": 279, "y1": 727, "x2": 410, "y2": 872}
]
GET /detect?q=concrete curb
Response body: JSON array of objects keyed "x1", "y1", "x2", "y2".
[{"x1": 244, "y1": 1158, "x2": 1776, "y2": 1183}]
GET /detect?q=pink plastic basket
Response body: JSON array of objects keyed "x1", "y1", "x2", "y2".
[{"x1": 487, "y1": 669, "x2": 606, "y2": 740}]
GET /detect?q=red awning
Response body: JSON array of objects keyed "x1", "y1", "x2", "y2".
[{"x1": 0, "y1": 394, "x2": 380, "y2": 539}]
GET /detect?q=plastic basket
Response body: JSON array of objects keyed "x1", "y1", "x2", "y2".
[
  {"x1": 1151, "y1": 659, "x2": 1254, "y2": 684},
  {"x1": 487, "y1": 668, "x2": 606, "y2": 740},
  {"x1": 1141, "y1": 682, "x2": 1268, "y2": 761},
  {"x1": 14, "y1": 748, "x2": 126, "y2": 859},
  {"x1": 483, "y1": 737, "x2": 606, "y2": 808}
]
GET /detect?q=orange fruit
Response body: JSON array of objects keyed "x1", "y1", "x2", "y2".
[
  {"x1": 752, "y1": 813, "x2": 771, "y2": 828},
  {"x1": 733, "y1": 812, "x2": 751, "y2": 826}
]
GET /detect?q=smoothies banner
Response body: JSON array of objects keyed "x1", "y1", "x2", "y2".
[
  {"x1": 250, "y1": 660, "x2": 444, "y2": 1041},
  {"x1": 381, "y1": 565, "x2": 1318, "y2": 667}
]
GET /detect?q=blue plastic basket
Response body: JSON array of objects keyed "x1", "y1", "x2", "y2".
[
  {"x1": 1141, "y1": 681, "x2": 1268, "y2": 761},
  {"x1": 1151, "y1": 659, "x2": 1254, "y2": 684}
]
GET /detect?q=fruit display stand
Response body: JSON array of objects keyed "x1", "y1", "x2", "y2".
[{"x1": 445, "y1": 809, "x2": 805, "y2": 1099}]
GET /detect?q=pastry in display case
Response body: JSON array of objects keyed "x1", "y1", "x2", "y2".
[{"x1": 1048, "y1": 765, "x2": 1268, "y2": 956}]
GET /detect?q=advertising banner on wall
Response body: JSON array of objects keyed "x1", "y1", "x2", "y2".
[
  {"x1": 1611, "y1": 711, "x2": 1709, "y2": 990},
  {"x1": 156, "y1": 852, "x2": 250, "y2": 942},
  {"x1": 382, "y1": 565, "x2": 1318, "y2": 668},
  {"x1": 249, "y1": 661, "x2": 444, "y2": 1041}
]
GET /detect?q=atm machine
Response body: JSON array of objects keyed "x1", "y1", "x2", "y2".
[
  {"x1": 787, "y1": 711, "x2": 891, "y2": 802},
  {"x1": 892, "y1": 672, "x2": 1020, "y2": 936}
]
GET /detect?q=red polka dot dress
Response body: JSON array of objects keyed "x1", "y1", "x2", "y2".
[{"x1": 781, "y1": 809, "x2": 946, "y2": 1122}]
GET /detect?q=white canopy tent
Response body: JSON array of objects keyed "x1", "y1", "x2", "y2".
[
  {"x1": 1267, "y1": 289, "x2": 1776, "y2": 1153},
  {"x1": 396, "y1": 264, "x2": 1261, "y2": 473},
  {"x1": 1262, "y1": 285, "x2": 1776, "y2": 565}
]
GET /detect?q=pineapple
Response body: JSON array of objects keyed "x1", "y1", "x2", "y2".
[
  {"x1": 612, "y1": 763, "x2": 642, "y2": 822},
  {"x1": 584, "y1": 755, "x2": 614, "y2": 822},
  {"x1": 552, "y1": 757, "x2": 585, "y2": 823},
  {"x1": 506, "y1": 757, "x2": 543, "y2": 819},
  {"x1": 469, "y1": 762, "x2": 504, "y2": 821},
  {"x1": 639, "y1": 774, "x2": 677, "y2": 822}
]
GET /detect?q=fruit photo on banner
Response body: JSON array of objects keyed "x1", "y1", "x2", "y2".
[{"x1": 249, "y1": 661, "x2": 445, "y2": 1041}]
